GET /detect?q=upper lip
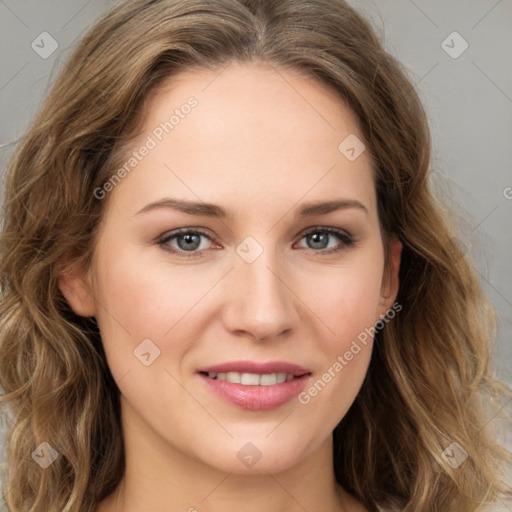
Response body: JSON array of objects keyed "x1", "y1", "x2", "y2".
[{"x1": 197, "y1": 360, "x2": 311, "y2": 376}]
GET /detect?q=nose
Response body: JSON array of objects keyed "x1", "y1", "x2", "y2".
[{"x1": 221, "y1": 243, "x2": 299, "y2": 342}]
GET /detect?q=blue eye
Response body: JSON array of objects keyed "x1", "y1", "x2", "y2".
[
  {"x1": 297, "y1": 227, "x2": 354, "y2": 255},
  {"x1": 157, "y1": 226, "x2": 354, "y2": 258},
  {"x1": 158, "y1": 228, "x2": 214, "y2": 258}
]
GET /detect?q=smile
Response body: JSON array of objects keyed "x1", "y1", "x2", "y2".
[
  {"x1": 197, "y1": 361, "x2": 311, "y2": 410},
  {"x1": 205, "y1": 372, "x2": 296, "y2": 385}
]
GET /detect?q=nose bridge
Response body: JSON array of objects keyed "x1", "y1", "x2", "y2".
[{"x1": 225, "y1": 236, "x2": 298, "y2": 340}]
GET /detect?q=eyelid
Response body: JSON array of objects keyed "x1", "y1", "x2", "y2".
[
  {"x1": 157, "y1": 227, "x2": 216, "y2": 251},
  {"x1": 158, "y1": 226, "x2": 213, "y2": 241},
  {"x1": 298, "y1": 225, "x2": 353, "y2": 241}
]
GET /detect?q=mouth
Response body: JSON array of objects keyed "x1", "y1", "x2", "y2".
[
  {"x1": 199, "y1": 371, "x2": 299, "y2": 385},
  {"x1": 196, "y1": 361, "x2": 311, "y2": 410}
]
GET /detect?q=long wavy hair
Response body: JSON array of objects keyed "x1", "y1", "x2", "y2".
[{"x1": 1, "y1": 0, "x2": 511, "y2": 510}]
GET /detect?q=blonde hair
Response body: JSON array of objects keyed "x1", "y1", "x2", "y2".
[{"x1": 1, "y1": 0, "x2": 510, "y2": 510}]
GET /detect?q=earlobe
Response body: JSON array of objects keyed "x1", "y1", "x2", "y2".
[
  {"x1": 57, "y1": 262, "x2": 97, "y2": 317},
  {"x1": 379, "y1": 236, "x2": 402, "y2": 311}
]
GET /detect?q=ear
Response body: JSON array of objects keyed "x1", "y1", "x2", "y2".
[
  {"x1": 57, "y1": 261, "x2": 97, "y2": 317},
  {"x1": 378, "y1": 235, "x2": 402, "y2": 315}
]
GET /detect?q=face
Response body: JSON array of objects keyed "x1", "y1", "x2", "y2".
[{"x1": 60, "y1": 61, "x2": 401, "y2": 475}]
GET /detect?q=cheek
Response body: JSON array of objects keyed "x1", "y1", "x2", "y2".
[
  {"x1": 93, "y1": 235, "x2": 385, "y2": 346},
  {"x1": 293, "y1": 252, "x2": 383, "y2": 408},
  {"x1": 297, "y1": 250, "x2": 384, "y2": 342},
  {"x1": 295, "y1": 272, "x2": 380, "y2": 434},
  {"x1": 92, "y1": 224, "x2": 384, "y2": 369},
  {"x1": 94, "y1": 235, "x2": 204, "y2": 325},
  {"x1": 90, "y1": 241, "x2": 239, "y2": 385},
  {"x1": 90, "y1": 246, "x2": 196, "y2": 378}
]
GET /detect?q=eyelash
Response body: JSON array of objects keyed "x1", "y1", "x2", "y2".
[{"x1": 157, "y1": 226, "x2": 355, "y2": 259}]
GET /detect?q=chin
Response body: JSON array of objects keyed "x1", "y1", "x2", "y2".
[{"x1": 192, "y1": 433, "x2": 317, "y2": 475}]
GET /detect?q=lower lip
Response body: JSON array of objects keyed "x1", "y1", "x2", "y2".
[{"x1": 198, "y1": 373, "x2": 310, "y2": 410}]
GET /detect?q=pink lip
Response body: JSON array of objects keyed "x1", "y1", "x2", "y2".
[
  {"x1": 197, "y1": 360, "x2": 310, "y2": 375},
  {"x1": 197, "y1": 360, "x2": 311, "y2": 411}
]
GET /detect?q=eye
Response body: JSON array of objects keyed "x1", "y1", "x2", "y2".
[
  {"x1": 157, "y1": 228, "x2": 215, "y2": 258},
  {"x1": 157, "y1": 226, "x2": 355, "y2": 259},
  {"x1": 295, "y1": 226, "x2": 354, "y2": 255}
]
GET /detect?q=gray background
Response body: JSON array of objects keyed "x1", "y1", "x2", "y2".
[{"x1": 1, "y1": 0, "x2": 511, "y2": 498}]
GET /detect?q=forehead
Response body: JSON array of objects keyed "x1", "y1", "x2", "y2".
[{"x1": 106, "y1": 61, "x2": 377, "y2": 221}]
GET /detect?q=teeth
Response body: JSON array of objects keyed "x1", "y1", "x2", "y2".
[
  {"x1": 226, "y1": 371, "x2": 240, "y2": 384},
  {"x1": 259, "y1": 373, "x2": 277, "y2": 385},
  {"x1": 207, "y1": 372, "x2": 297, "y2": 385},
  {"x1": 241, "y1": 372, "x2": 260, "y2": 385}
]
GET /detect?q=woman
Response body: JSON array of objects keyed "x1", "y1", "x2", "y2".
[{"x1": 0, "y1": 0, "x2": 510, "y2": 511}]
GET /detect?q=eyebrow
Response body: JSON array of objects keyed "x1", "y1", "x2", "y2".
[{"x1": 135, "y1": 197, "x2": 368, "y2": 218}]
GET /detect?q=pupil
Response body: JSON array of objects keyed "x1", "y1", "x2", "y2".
[
  {"x1": 310, "y1": 232, "x2": 327, "y2": 249},
  {"x1": 178, "y1": 234, "x2": 200, "y2": 251}
]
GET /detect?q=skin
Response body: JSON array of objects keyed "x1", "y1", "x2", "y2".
[{"x1": 60, "y1": 61, "x2": 401, "y2": 512}]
